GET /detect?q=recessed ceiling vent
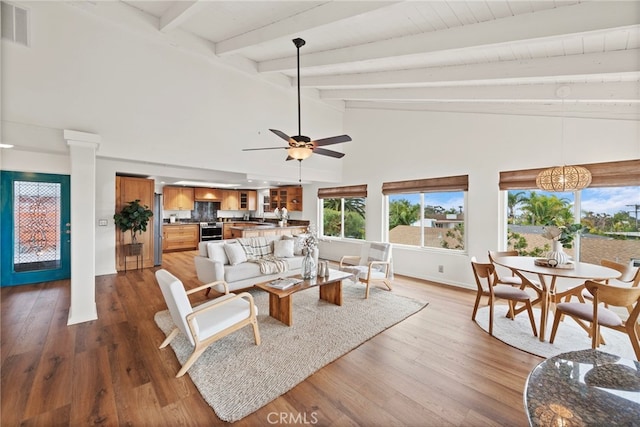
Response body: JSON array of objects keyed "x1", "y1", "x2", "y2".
[{"x1": 2, "y1": 2, "x2": 29, "y2": 46}]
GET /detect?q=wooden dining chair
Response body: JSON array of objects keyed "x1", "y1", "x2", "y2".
[
  {"x1": 550, "y1": 280, "x2": 640, "y2": 360},
  {"x1": 488, "y1": 250, "x2": 523, "y2": 286},
  {"x1": 579, "y1": 259, "x2": 640, "y2": 306},
  {"x1": 471, "y1": 258, "x2": 538, "y2": 337}
]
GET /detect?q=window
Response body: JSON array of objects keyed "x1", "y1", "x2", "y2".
[
  {"x1": 501, "y1": 160, "x2": 640, "y2": 264},
  {"x1": 318, "y1": 185, "x2": 366, "y2": 240},
  {"x1": 383, "y1": 175, "x2": 467, "y2": 251}
]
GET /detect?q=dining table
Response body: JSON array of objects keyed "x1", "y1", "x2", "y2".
[{"x1": 492, "y1": 256, "x2": 621, "y2": 342}]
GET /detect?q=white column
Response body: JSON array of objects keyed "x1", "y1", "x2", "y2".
[{"x1": 65, "y1": 130, "x2": 100, "y2": 325}]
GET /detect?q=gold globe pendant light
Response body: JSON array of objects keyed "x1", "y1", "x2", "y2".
[{"x1": 536, "y1": 86, "x2": 592, "y2": 192}]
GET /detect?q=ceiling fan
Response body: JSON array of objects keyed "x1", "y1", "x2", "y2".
[{"x1": 243, "y1": 38, "x2": 351, "y2": 161}]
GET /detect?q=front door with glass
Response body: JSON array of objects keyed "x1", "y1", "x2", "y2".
[{"x1": 1, "y1": 171, "x2": 71, "y2": 286}]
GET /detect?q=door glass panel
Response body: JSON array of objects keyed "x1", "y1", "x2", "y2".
[{"x1": 13, "y1": 181, "x2": 62, "y2": 272}]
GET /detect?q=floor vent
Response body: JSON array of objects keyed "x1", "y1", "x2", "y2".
[{"x1": 2, "y1": 1, "x2": 29, "y2": 46}]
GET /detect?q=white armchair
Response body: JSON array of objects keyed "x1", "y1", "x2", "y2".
[
  {"x1": 339, "y1": 242, "x2": 393, "y2": 299},
  {"x1": 155, "y1": 269, "x2": 261, "y2": 377}
]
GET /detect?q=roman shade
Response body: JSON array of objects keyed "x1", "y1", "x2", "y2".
[
  {"x1": 382, "y1": 175, "x2": 468, "y2": 195},
  {"x1": 499, "y1": 159, "x2": 640, "y2": 190},
  {"x1": 318, "y1": 184, "x2": 367, "y2": 199}
]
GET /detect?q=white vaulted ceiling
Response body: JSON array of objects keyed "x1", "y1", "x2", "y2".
[{"x1": 102, "y1": 1, "x2": 639, "y2": 120}]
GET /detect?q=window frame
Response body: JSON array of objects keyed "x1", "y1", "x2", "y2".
[
  {"x1": 384, "y1": 175, "x2": 468, "y2": 252},
  {"x1": 318, "y1": 185, "x2": 367, "y2": 240}
]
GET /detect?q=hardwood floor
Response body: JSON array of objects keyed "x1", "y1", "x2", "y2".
[{"x1": 1, "y1": 250, "x2": 542, "y2": 426}]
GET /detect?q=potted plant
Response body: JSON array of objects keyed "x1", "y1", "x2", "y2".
[{"x1": 114, "y1": 199, "x2": 154, "y2": 255}]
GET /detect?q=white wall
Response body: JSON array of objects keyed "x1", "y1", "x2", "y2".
[
  {"x1": 2, "y1": 2, "x2": 639, "y2": 291},
  {"x1": 2, "y1": 2, "x2": 344, "y2": 181},
  {"x1": 307, "y1": 108, "x2": 639, "y2": 289}
]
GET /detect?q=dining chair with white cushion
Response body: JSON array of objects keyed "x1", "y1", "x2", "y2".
[{"x1": 155, "y1": 269, "x2": 261, "y2": 377}]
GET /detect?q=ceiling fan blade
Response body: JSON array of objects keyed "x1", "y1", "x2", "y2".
[
  {"x1": 313, "y1": 147, "x2": 345, "y2": 158},
  {"x1": 270, "y1": 129, "x2": 293, "y2": 143},
  {"x1": 242, "y1": 147, "x2": 288, "y2": 151},
  {"x1": 312, "y1": 134, "x2": 352, "y2": 147},
  {"x1": 285, "y1": 155, "x2": 295, "y2": 161}
]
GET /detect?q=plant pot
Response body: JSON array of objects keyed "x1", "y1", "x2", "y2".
[{"x1": 125, "y1": 243, "x2": 143, "y2": 256}]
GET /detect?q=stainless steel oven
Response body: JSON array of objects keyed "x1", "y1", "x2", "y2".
[{"x1": 199, "y1": 222, "x2": 223, "y2": 242}]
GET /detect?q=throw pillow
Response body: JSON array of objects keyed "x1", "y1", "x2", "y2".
[
  {"x1": 224, "y1": 242, "x2": 247, "y2": 266},
  {"x1": 273, "y1": 239, "x2": 294, "y2": 258},
  {"x1": 285, "y1": 234, "x2": 307, "y2": 256},
  {"x1": 207, "y1": 242, "x2": 229, "y2": 265}
]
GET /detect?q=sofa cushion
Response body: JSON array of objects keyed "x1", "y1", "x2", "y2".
[
  {"x1": 224, "y1": 262, "x2": 262, "y2": 283},
  {"x1": 284, "y1": 234, "x2": 307, "y2": 256},
  {"x1": 285, "y1": 256, "x2": 304, "y2": 270},
  {"x1": 224, "y1": 242, "x2": 247, "y2": 266},
  {"x1": 207, "y1": 242, "x2": 229, "y2": 265},
  {"x1": 274, "y1": 239, "x2": 294, "y2": 258}
]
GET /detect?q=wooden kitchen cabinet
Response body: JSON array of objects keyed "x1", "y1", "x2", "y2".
[
  {"x1": 162, "y1": 224, "x2": 198, "y2": 251},
  {"x1": 239, "y1": 190, "x2": 257, "y2": 210},
  {"x1": 221, "y1": 190, "x2": 239, "y2": 210},
  {"x1": 163, "y1": 186, "x2": 195, "y2": 210},
  {"x1": 194, "y1": 187, "x2": 223, "y2": 201},
  {"x1": 287, "y1": 187, "x2": 303, "y2": 212},
  {"x1": 115, "y1": 176, "x2": 155, "y2": 271},
  {"x1": 269, "y1": 186, "x2": 303, "y2": 211}
]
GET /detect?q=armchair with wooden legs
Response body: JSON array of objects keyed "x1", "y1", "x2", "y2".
[
  {"x1": 340, "y1": 242, "x2": 393, "y2": 299},
  {"x1": 471, "y1": 258, "x2": 538, "y2": 337},
  {"x1": 550, "y1": 280, "x2": 640, "y2": 360},
  {"x1": 155, "y1": 269, "x2": 261, "y2": 377}
]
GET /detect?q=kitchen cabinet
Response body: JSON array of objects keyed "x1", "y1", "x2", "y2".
[
  {"x1": 286, "y1": 187, "x2": 303, "y2": 212},
  {"x1": 163, "y1": 186, "x2": 195, "y2": 210},
  {"x1": 194, "y1": 187, "x2": 223, "y2": 201},
  {"x1": 239, "y1": 190, "x2": 257, "y2": 210},
  {"x1": 115, "y1": 176, "x2": 155, "y2": 271},
  {"x1": 221, "y1": 190, "x2": 239, "y2": 210},
  {"x1": 269, "y1": 186, "x2": 303, "y2": 212},
  {"x1": 162, "y1": 224, "x2": 198, "y2": 251}
]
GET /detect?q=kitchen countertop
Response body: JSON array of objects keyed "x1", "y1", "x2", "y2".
[{"x1": 228, "y1": 224, "x2": 308, "y2": 230}]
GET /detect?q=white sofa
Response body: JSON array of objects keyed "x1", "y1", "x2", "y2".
[{"x1": 194, "y1": 235, "x2": 319, "y2": 293}]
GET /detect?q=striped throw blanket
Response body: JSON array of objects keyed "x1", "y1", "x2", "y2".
[{"x1": 249, "y1": 255, "x2": 289, "y2": 274}]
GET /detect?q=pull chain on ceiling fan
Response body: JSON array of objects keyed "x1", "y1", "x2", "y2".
[{"x1": 242, "y1": 38, "x2": 351, "y2": 161}]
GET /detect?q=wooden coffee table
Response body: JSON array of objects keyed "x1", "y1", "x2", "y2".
[{"x1": 255, "y1": 269, "x2": 353, "y2": 326}]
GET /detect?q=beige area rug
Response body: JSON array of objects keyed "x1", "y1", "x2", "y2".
[
  {"x1": 154, "y1": 283, "x2": 428, "y2": 422},
  {"x1": 475, "y1": 305, "x2": 637, "y2": 360}
]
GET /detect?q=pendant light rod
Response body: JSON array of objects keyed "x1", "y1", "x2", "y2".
[{"x1": 293, "y1": 38, "x2": 305, "y2": 136}]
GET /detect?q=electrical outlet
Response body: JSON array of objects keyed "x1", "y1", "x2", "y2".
[{"x1": 438, "y1": 265, "x2": 444, "y2": 273}]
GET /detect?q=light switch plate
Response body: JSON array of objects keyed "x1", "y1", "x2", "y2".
[{"x1": 98, "y1": 219, "x2": 108, "y2": 226}]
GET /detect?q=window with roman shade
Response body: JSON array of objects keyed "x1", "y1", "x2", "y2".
[
  {"x1": 383, "y1": 175, "x2": 468, "y2": 251},
  {"x1": 500, "y1": 159, "x2": 640, "y2": 264},
  {"x1": 318, "y1": 184, "x2": 367, "y2": 240}
]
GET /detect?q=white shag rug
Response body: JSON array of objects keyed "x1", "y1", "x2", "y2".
[
  {"x1": 154, "y1": 283, "x2": 428, "y2": 422},
  {"x1": 475, "y1": 305, "x2": 637, "y2": 360}
]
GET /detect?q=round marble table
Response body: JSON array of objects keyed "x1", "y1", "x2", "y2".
[{"x1": 524, "y1": 349, "x2": 640, "y2": 426}]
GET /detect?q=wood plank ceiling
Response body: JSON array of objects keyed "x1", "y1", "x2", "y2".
[{"x1": 110, "y1": 1, "x2": 639, "y2": 120}]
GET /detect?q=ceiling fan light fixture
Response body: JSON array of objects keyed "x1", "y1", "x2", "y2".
[
  {"x1": 536, "y1": 165, "x2": 592, "y2": 192},
  {"x1": 287, "y1": 147, "x2": 313, "y2": 160}
]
